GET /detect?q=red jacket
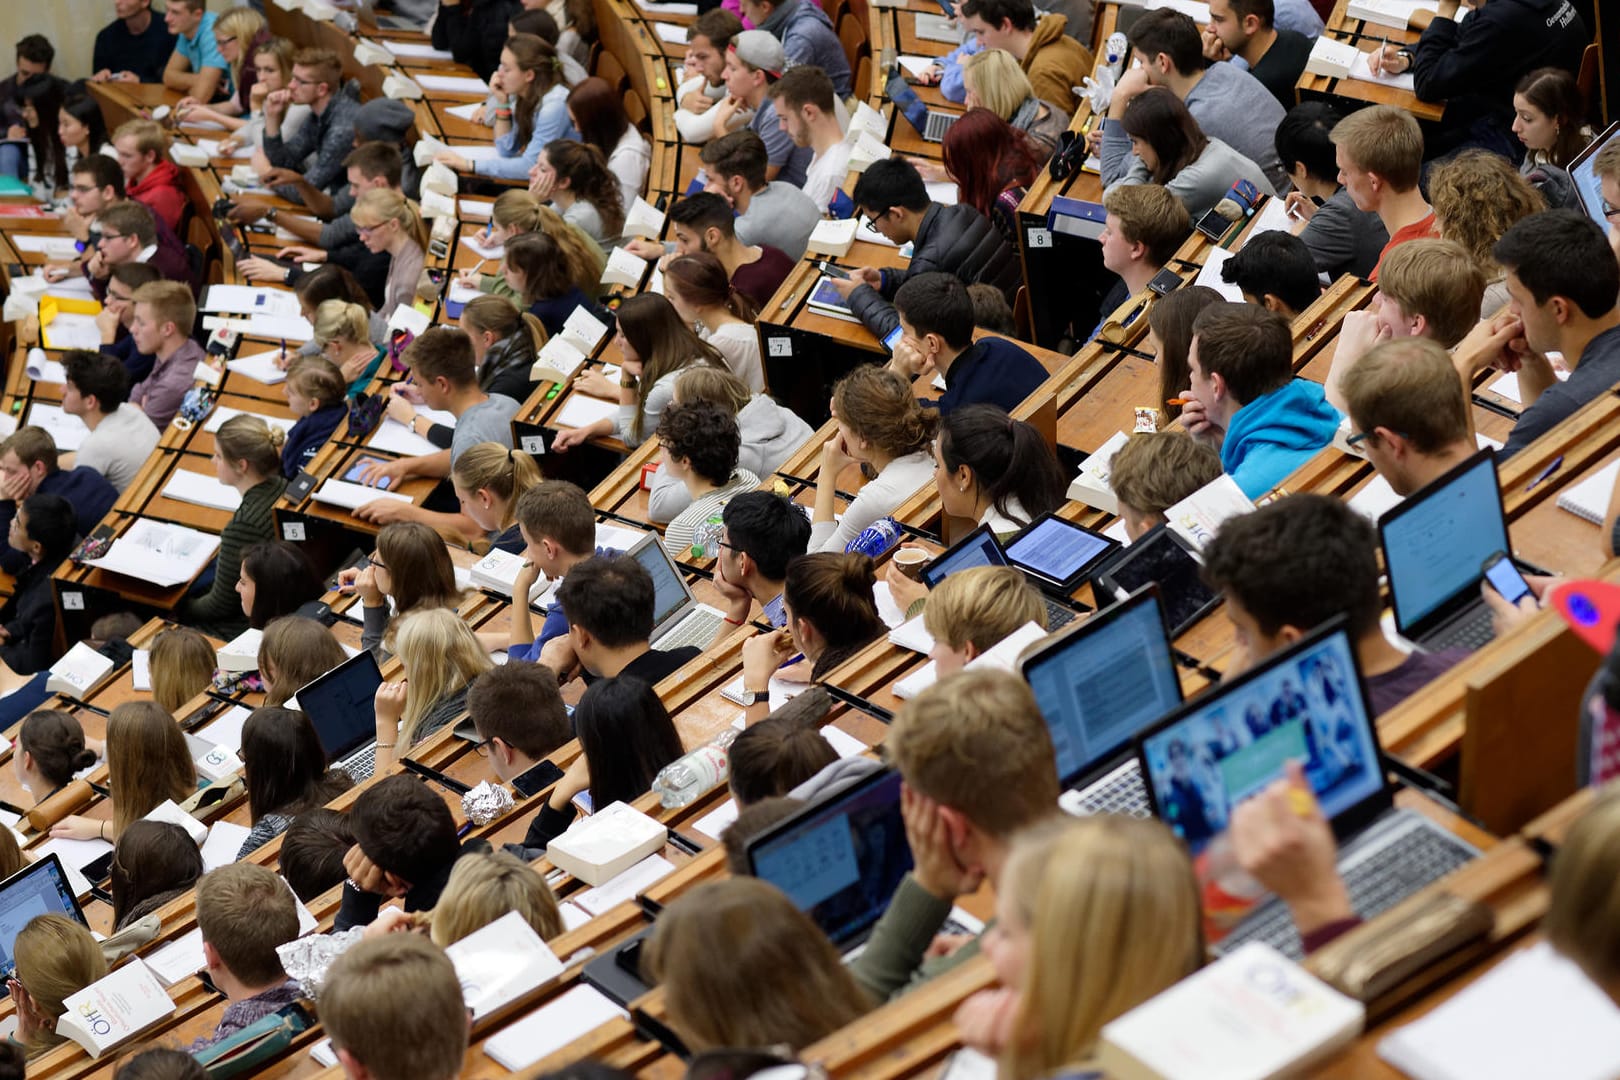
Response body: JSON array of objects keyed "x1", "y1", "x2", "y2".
[{"x1": 128, "y1": 160, "x2": 187, "y2": 233}]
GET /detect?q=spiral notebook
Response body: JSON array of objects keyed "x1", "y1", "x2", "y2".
[{"x1": 1555, "y1": 460, "x2": 1620, "y2": 525}]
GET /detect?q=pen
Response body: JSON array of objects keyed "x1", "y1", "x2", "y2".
[
  {"x1": 1525, "y1": 455, "x2": 1563, "y2": 491},
  {"x1": 279, "y1": 338, "x2": 286, "y2": 359},
  {"x1": 1166, "y1": 396, "x2": 1191, "y2": 406}
]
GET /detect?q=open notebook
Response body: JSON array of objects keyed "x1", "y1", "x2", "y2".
[{"x1": 1556, "y1": 460, "x2": 1620, "y2": 525}]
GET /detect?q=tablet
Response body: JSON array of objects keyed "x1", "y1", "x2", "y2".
[
  {"x1": 1003, "y1": 513, "x2": 1119, "y2": 593},
  {"x1": 1096, "y1": 525, "x2": 1222, "y2": 637},
  {"x1": 344, "y1": 457, "x2": 392, "y2": 490}
]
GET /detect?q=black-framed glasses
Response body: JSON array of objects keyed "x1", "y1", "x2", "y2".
[
  {"x1": 859, "y1": 207, "x2": 890, "y2": 233},
  {"x1": 369, "y1": 555, "x2": 388, "y2": 572},
  {"x1": 1346, "y1": 428, "x2": 1407, "y2": 448}
]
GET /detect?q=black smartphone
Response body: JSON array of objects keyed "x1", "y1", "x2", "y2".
[
  {"x1": 814, "y1": 259, "x2": 850, "y2": 280},
  {"x1": 510, "y1": 759, "x2": 566, "y2": 798},
  {"x1": 1146, "y1": 267, "x2": 1183, "y2": 297},
  {"x1": 1482, "y1": 550, "x2": 1533, "y2": 606},
  {"x1": 1193, "y1": 207, "x2": 1231, "y2": 242},
  {"x1": 83, "y1": 851, "x2": 115, "y2": 884}
]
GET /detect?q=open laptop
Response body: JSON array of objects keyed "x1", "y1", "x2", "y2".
[
  {"x1": 1094, "y1": 525, "x2": 1224, "y2": 637},
  {"x1": 922, "y1": 519, "x2": 1115, "y2": 626},
  {"x1": 297, "y1": 650, "x2": 386, "y2": 780},
  {"x1": 627, "y1": 531, "x2": 727, "y2": 651},
  {"x1": 920, "y1": 524, "x2": 1082, "y2": 629},
  {"x1": 1019, "y1": 587, "x2": 1184, "y2": 818},
  {"x1": 1567, "y1": 120, "x2": 1620, "y2": 233},
  {"x1": 1136, "y1": 619, "x2": 1478, "y2": 959},
  {"x1": 0, "y1": 855, "x2": 90, "y2": 991},
  {"x1": 886, "y1": 71, "x2": 960, "y2": 143},
  {"x1": 1378, "y1": 449, "x2": 1515, "y2": 652}
]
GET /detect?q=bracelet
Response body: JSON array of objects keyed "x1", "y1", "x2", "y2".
[
  {"x1": 723, "y1": 615, "x2": 745, "y2": 626},
  {"x1": 494, "y1": 108, "x2": 513, "y2": 120},
  {"x1": 376, "y1": 741, "x2": 396, "y2": 748},
  {"x1": 99, "y1": 821, "x2": 107, "y2": 840}
]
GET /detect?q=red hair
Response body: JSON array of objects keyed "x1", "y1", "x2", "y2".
[{"x1": 942, "y1": 108, "x2": 1040, "y2": 219}]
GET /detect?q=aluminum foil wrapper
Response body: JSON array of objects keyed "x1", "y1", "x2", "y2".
[
  {"x1": 462, "y1": 780, "x2": 514, "y2": 826},
  {"x1": 276, "y1": 926, "x2": 364, "y2": 999}
]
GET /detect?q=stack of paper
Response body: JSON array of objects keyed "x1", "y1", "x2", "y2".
[
  {"x1": 483, "y1": 986, "x2": 629, "y2": 1071},
  {"x1": 85, "y1": 520, "x2": 221, "y2": 587},
  {"x1": 383, "y1": 40, "x2": 454, "y2": 61},
  {"x1": 445, "y1": 911, "x2": 565, "y2": 1019},
  {"x1": 12, "y1": 234, "x2": 80, "y2": 259},
  {"x1": 312, "y1": 479, "x2": 412, "y2": 511},
  {"x1": 162, "y1": 469, "x2": 242, "y2": 512},
  {"x1": 808, "y1": 218, "x2": 860, "y2": 257},
  {"x1": 561, "y1": 306, "x2": 611, "y2": 354},
  {"x1": 225, "y1": 350, "x2": 289, "y2": 385},
  {"x1": 24, "y1": 403, "x2": 90, "y2": 451},
  {"x1": 1347, "y1": 0, "x2": 1433, "y2": 29},
  {"x1": 200, "y1": 821, "x2": 252, "y2": 871},
  {"x1": 368, "y1": 417, "x2": 440, "y2": 457}
]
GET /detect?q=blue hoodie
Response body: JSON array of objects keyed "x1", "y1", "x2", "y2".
[{"x1": 1221, "y1": 380, "x2": 1340, "y2": 499}]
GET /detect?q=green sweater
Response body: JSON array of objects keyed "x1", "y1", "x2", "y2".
[
  {"x1": 848, "y1": 873, "x2": 985, "y2": 1001},
  {"x1": 179, "y1": 476, "x2": 288, "y2": 638}
]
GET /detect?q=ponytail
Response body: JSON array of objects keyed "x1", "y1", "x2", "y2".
[
  {"x1": 216, "y1": 414, "x2": 286, "y2": 480},
  {"x1": 452, "y1": 442, "x2": 544, "y2": 530},
  {"x1": 939, "y1": 405, "x2": 1066, "y2": 527}
]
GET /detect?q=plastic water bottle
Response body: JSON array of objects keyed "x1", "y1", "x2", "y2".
[
  {"x1": 651, "y1": 728, "x2": 739, "y2": 808},
  {"x1": 1104, "y1": 31, "x2": 1128, "y2": 79},
  {"x1": 844, "y1": 518, "x2": 902, "y2": 558},
  {"x1": 689, "y1": 514, "x2": 725, "y2": 560}
]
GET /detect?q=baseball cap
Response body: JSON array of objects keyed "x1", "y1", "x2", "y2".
[{"x1": 730, "y1": 30, "x2": 786, "y2": 79}]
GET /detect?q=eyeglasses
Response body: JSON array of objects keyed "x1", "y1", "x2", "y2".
[
  {"x1": 472, "y1": 740, "x2": 490, "y2": 757},
  {"x1": 369, "y1": 555, "x2": 388, "y2": 572},
  {"x1": 98, "y1": 231, "x2": 124, "y2": 243},
  {"x1": 1603, "y1": 200, "x2": 1620, "y2": 222},
  {"x1": 858, "y1": 208, "x2": 891, "y2": 233},
  {"x1": 1346, "y1": 428, "x2": 1407, "y2": 448},
  {"x1": 288, "y1": 74, "x2": 315, "y2": 86}
]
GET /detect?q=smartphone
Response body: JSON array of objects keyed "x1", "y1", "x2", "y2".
[
  {"x1": 510, "y1": 759, "x2": 566, "y2": 799},
  {"x1": 1193, "y1": 207, "x2": 1231, "y2": 242},
  {"x1": 344, "y1": 458, "x2": 391, "y2": 490},
  {"x1": 814, "y1": 259, "x2": 850, "y2": 280},
  {"x1": 1146, "y1": 266, "x2": 1183, "y2": 297},
  {"x1": 1482, "y1": 550, "x2": 1533, "y2": 606}
]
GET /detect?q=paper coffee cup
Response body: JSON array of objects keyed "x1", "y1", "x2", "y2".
[{"x1": 893, "y1": 547, "x2": 931, "y2": 581}]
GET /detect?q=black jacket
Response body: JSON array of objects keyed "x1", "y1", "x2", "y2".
[
  {"x1": 433, "y1": 0, "x2": 525, "y2": 82},
  {"x1": 0, "y1": 559, "x2": 61, "y2": 676},
  {"x1": 333, "y1": 838, "x2": 491, "y2": 931},
  {"x1": 848, "y1": 202, "x2": 1023, "y2": 340}
]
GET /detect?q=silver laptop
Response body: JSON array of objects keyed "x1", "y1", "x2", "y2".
[{"x1": 627, "y1": 532, "x2": 727, "y2": 651}]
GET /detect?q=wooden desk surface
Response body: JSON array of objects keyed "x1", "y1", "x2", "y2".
[{"x1": 1294, "y1": 0, "x2": 1445, "y2": 121}]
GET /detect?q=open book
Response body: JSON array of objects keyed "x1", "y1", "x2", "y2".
[
  {"x1": 445, "y1": 910, "x2": 565, "y2": 1019},
  {"x1": 1067, "y1": 430, "x2": 1131, "y2": 515},
  {"x1": 85, "y1": 520, "x2": 220, "y2": 588},
  {"x1": 57, "y1": 957, "x2": 176, "y2": 1059},
  {"x1": 469, "y1": 549, "x2": 549, "y2": 602}
]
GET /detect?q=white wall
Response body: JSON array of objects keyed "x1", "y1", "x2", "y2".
[{"x1": 0, "y1": 1, "x2": 205, "y2": 85}]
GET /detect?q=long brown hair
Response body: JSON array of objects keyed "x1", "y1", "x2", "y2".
[
  {"x1": 1514, "y1": 66, "x2": 1590, "y2": 168},
  {"x1": 617, "y1": 293, "x2": 725, "y2": 442},
  {"x1": 504, "y1": 33, "x2": 563, "y2": 152},
  {"x1": 1146, "y1": 284, "x2": 1222, "y2": 423},
  {"x1": 545, "y1": 138, "x2": 625, "y2": 238},
  {"x1": 783, "y1": 552, "x2": 886, "y2": 678},
  {"x1": 375, "y1": 522, "x2": 468, "y2": 651},
  {"x1": 106, "y1": 701, "x2": 197, "y2": 838},
  {"x1": 1121, "y1": 87, "x2": 1209, "y2": 186},
  {"x1": 665, "y1": 252, "x2": 758, "y2": 322},
  {"x1": 14, "y1": 914, "x2": 106, "y2": 1057},
  {"x1": 258, "y1": 615, "x2": 347, "y2": 707},
  {"x1": 149, "y1": 627, "x2": 217, "y2": 714},
  {"x1": 490, "y1": 191, "x2": 604, "y2": 291},
  {"x1": 504, "y1": 231, "x2": 575, "y2": 304}
]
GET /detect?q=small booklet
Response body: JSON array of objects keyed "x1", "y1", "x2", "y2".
[
  {"x1": 217, "y1": 627, "x2": 265, "y2": 672},
  {"x1": 46, "y1": 642, "x2": 116, "y2": 698},
  {"x1": 469, "y1": 548, "x2": 549, "y2": 603},
  {"x1": 1556, "y1": 460, "x2": 1620, "y2": 525},
  {"x1": 1165, "y1": 474, "x2": 1256, "y2": 552},
  {"x1": 1066, "y1": 430, "x2": 1131, "y2": 515}
]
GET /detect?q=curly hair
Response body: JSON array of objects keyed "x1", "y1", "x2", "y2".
[
  {"x1": 656, "y1": 401, "x2": 742, "y2": 487},
  {"x1": 1428, "y1": 149, "x2": 1545, "y2": 280}
]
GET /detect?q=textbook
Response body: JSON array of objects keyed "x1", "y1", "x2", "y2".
[
  {"x1": 1097, "y1": 942, "x2": 1363, "y2": 1079},
  {"x1": 484, "y1": 985, "x2": 629, "y2": 1071},
  {"x1": 1556, "y1": 461, "x2": 1620, "y2": 525},
  {"x1": 57, "y1": 957, "x2": 176, "y2": 1059},
  {"x1": 807, "y1": 217, "x2": 860, "y2": 257},
  {"x1": 351, "y1": 38, "x2": 393, "y2": 66},
  {"x1": 445, "y1": 910, "x2": 565, "y2": 1019},
  {"x1": 1066, "y1": 430, "x2": 1130, "y2": 514},
  {"x1": 561, "y1": 305, "x2": 611, "y2": 354},
  {"x1": 1165, "y1": 474, "x2": 1255, "y2": 552},
  {"x1": 161, "y1": 469, "x2": 242, "y2": 512},
  {"x1": 1304, "y1": 37, "x2": 1358, "y2": 80},
  {"x1": 624, "y1": 196, "x2": 665, "y2": 240},
  {"x1": 218, "y1": 627, "x2": 265, "y2": 672},
  {"x1": 143, "y1": 800, "x2": 208, "y2": 846},
  {"x1": 469, "y1": 548, "x2": 549, "y2": 603},
  {"x1": 547, "y1": 802, "x2": 668, "y2": 886},
  {"x1": 45, "y1": 642, "x2": 116, "y2": 698},
  {"x1": 601, "y1": 245, "x2": 649, "y2": 290},
  {"x1": 85, "y1": 520, "x2": 220, "y2": 588},
  {"x1": 531, "y1": 335, "x2": 590, "y2": 385},
  {"x1": 1048, "y1": 195, "x2": 1107, "y2": 241}
]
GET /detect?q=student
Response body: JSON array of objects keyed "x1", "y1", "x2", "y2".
[
  {"x1": 1329, "y1": 105, "x2": 1435, "y2": 281},
  {"x1": 742, "y1": 0, "x2": 851, "y2": 96},
  {"x1": 0, "y1": 37, "x2": 54, "y2": 179},
  {"x1": 891, "y1": 273, "x2": 1047, "y2": 415},
  {"x1": 58, "y1": 349, "x2": 160, "y2": 493},
  {"x1": 509, "y1": 8, "x2": 590, "y2": 85},
  {"x1": 959, "y1": 48, "x2": 1068, "y2": 157},
  {"x1": 279, "y1": 808, "x2": 355, "y2": 903},
  {"x1": 657, "y1": 403, "x2": 761, "y2": 558},
  {"x1": 147, "y1": 626, "x2": 216, "y2": 715},
  {"x1": 10, "y1": 915, "x2": 106, "y2": 1059},
  {"x1": 57, "y1": 93, "x2": 110, "y2": 181},
  {"x1": 956, "y1": 0, "x2": 1091, "y2": 115},
  {"x1": 729, "y1": 703, "x2": 839, "y2": 805},
  {"x1": 953, "y1": 817, "x2": 1202, "y2": 1075},
  {"x1": 764, "y1": 65, "x2": 851, "y2": 214},
  {"x1": 452, "y1": 443, "x2": 544, "y2": 554},
  {"x1": 1108, "y1": 430, "x2": 1224, "y2": 540},
  {"x1": 496, "y1": 481, "x2": 605, "y2": 662},
  {"x1": 1114, "y1": 9, "x2": 1287, "y2": 193},
  {"x1": 1427, "y1": 150, "x2": 1545, "y2": 316},
  {"x1": 1202, "y1": 0, "x2": 1312, "y2": 108},
  {"x1": 52, "y1": 701, "x2": 197, "y2": 843},
  {"x1": 511, "y1": 676, "x2": 686, "y2": 854},
  {"x1": 1095, "y1": 183, "x2": 1192, "y2": 322},
  {"x1": 348, "y1": 189, "x2": 428, "y2": 324},
  {"x1": 710, "y1": 31, "x2": 812, "y2": 187},
  {"x1": 0, "y1": 495, "x2": 73, "y2": 676},
  {"x1": 939, "y1": 109, "x2": 1041, "y2": 248},
  {"x1": 459, "y1": 190, "x2": 604, "y2": 301},
  {"x1": 546, "y1": 554, "x2": 704, "y2": 683},
  {"x1": 177, "y1": 7, "x2": 267, "y2": 126},
  {"x1": 189, "y1": 864, "x2": 303, "y2": 1052},
  {"x1": 467, "y1": 662, "x2": 573, "y2": 786},
  {"x1": 93, "y1": 1, "x2": 177, "y2": 85},
  {"x1": 250, "y1": 137, "x2": 412, "y2": 275},
  {"x1": 664, "y1": 253, "x2": 764, "y2": 393},
  {"x1": 0, "y1": 427, "x2": 116, "y2": 575},
  {"x1": 98, "y1": 264, "x2": 163, "y2": 384},
  {"x1": 280, "y1": 358, "x2": 348, "y2": 477},
  {"x1": 182, "y1": 35, "x2": 303, "y2": 146},
  {"x1": 180, "y1": 415, "x2": 289, "y2": 638},
  {"x1": 850, "y1": 670, "x2": 1060, "y2": 1000},
  {"x1": 528, "y1": 139, "x2": 627, "y2": 248},
  {"x1": 460, "y1": 294, "x2": 546, "y2": 402},
  {"x1": 1181, "y1": 302, "x2": 1339, "y2": 498},
  {"x1": 161, "y1": 0, "x2": 228, "y2": 106},
  {"x1": 433, "y1": 0, "x2": 524, "y2": 81},
  {"x1": 709, "y1": 490, "x2": 812, "y2": 640},
  {"x1": 428, "y1": 851, "x2": 563, "y2": 945},
  {"x1": 1273, "y1": 102, "x2": 1389, "y2": 281},
  {"x1": 567, "y1": 77, "x2": 650, "y2": 211},
  {"x1": 739, "y1": 553, "x2": 886, "y2": 718},
  {"x1": 373, "y1": 608, "x2": 494, "y2": 774},
  {"x1": 261, "y1": 48, "x2": 362, "y2": 205},
  {"x1": 270, "y1": 267, "x2": 375, "y2": 366},
  {"x1": 127, "y1": 280, "x2": 205, "y2": 429},
  {"x1": 1102, "y1": 87, "x2": 1278, "y2": 219},
  {"x1": 834, "y1": 159, "x2": 1022, "y2": 340},
  {"x1": 917, "y1": 565, "x2": 1046, "y2": 677},
  {"x1": 1339, "y1": 338, "x2": 1477, "y2": 497},
  {"x1": 84, "y1": 199, "x2": 192, "y2": 301},
  {"x1": 556, "y1": 292, "x2": 724, "y2": 450},
  {"x1": 721, "y1": 796, "x2": 807, "y2": 872},
  {"x1": 237, "y1": 706, "x2": 353, "y2": 859},
  {"x1": 501, "y1": 230, "x2": 598, "y2": 336},
  {"x1": 16, "y1": 74, "x2": 67, "y2": 198},
  {"x1": 1220, "y1": 231, "x2": 1321, "y2": 318},
  {"x1": 648, "y1": 877, "x2": 872, "y2": 1051},
  {"x1": 258, "y1": 616, "x2": 348, "y2": 708},
  {"x1": 110, "y1": 119, "x2": 185, "y2": 232},
  {"x1": 634, "y1": 192, "x2": 795, "y2": 310},
  {"x1": 50, "y1": 158, "x2": 165, "y2": 291},
  {"x1": 810, "y1": 366, "x2": 937, "y2": 552},
  {"x1": 438, "y1": 36, "x2": 570, "y2": 184},
  {"x1": 311, "y1": 300, "x2": 386, "y2": 397},
  {"x1": 1512, "y1": 67, "x2": 1594, "y2": 174},
  {"x1": 335, "y1": 774, "x2": 486, "y2": 930},
  {"x1": 115, "y1": 1050, "x2": 206, "y2": 1080},
  {"x1": 12, "y1": 710, "x2": 96, "y2": 806},
  {"x1": 1205, "y1": 494, "x2": 1468, "y2": 708},
  {"x1": 699, "y1": 129, "x2": 820, "y2": 262},
  {"x1": 113, "y1": 825, "x2": 199, "y2": 930},
  {"x1": 673, "y1": 9, "x2": 747, "y2": 144},
  {"x1": 669, "y1": 367, "x2": 813, "y2": 496},
  {"x1": 931, "y1": 404, "x2": 1066, "y2": 534},
  {"x1": 320, "y1": 936, "x2": 468, "y2": 1080}
]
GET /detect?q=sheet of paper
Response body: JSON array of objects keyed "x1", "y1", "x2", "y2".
[
  {"x1": 203, "y1": 284, "x2": 301, "y2": 318},
  {"x1": 198, "y1": 705, "x2": 253, "y2": 754},
  {"x1": 23, "y1": 403, "x2": 89, "y2": 451},
  {"x1": 12, "y1": 234, "x2": 80, "y2": 258},
  {"x1": 1192, "y1": 246, "x2": 1244, "y2": 302},
  {"x1": 417, "y1": 74, "x2": 490, "y2": 94},
  {"x1": 820, "y1": 724, "x2": 868, "y2": 758},
  {"x1": 368, "y1": 417, "x2": 441, "y2": 457},
  {"x1": 37, "y1": 835, "x2": 113, "y2": 872},
  {"x1": 25, "y1": 353, "x2": 66, "y2": 384},
  {"x1": 200, "y1": 821, "x2": 252, "y2": 872},
  {"x1": 444, "y1": 101, "x2": 484, "y2": 122},
  {"x1": 1348, "y1": 46, "x2": 1417, "y2": 91},
  {"x1": 573, "y1": 854, "x2": 676, "y2": 916},
  {"x1": 383, "y1": 40, "x2": 455, "y2": 60},
  {"x1": 162, "y1": 469, "x2": 243, "y2": 512},
  {"x1": 871, "y1": 580, "x2": 907, "y2": 629},
  {"x1": 87, "y1": 520, "x2": 221, "y2": 587},
  {"x1": 462, "y1": 234, "x2": 505, "y2": 260},
  {"x1": 312, "y1": 479, "x2": 413, "y2": 511},
  {"x1": 554, "y1": 393, "x2": 620, "y2": 430},
  {"x1": 483, "y1": 985, "x2": 629, "y2": 1071},
  {"x1": 692, "y1": 798, "x2": 739, "y2": 840},
  {"x1": 634, "y1": 0, "x2": 700, "y2": 14},
  {"x1": 146, "y1": 928, "x2": 206, "y2": 987},
  {"x1": 42, "y1": 313, "x2": 105, "y2": 351},
  {"x1": 225, "y1": 350, "x2": 289, "y2": 386},
  {"x1": 131, "y1": 649, "x2": 151, "y2": 692},
  {"x1": 888, "y1": 612, "x2": 935, "y2": 654},
  {"x1": 203, "y1": 406, "x2": 296, "y2": 437},
  {"x1": 897, "y1": 54, "x2": 937, "y2": 79},
  {"x1": 194, "y1": 138, "x2": 254, "y2": 160},
  {"x1": 651, "y1": 20, "x2": 689, "y2": 43},
  {"x1": 1244, "y1": 195, "x2": 1304, "y2": 243}
]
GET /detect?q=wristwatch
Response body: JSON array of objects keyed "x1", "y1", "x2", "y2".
[
  {"x1": 746, "y1": 689, "x2": 770, "y2": 705},
  {"x1": 265, "y1": 207, "x2": 278, "y2": 223},
  {"x1": 1395, "y1": 48, "x2": 1414, "y2": 69}
]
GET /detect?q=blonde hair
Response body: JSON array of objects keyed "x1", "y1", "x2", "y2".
[
  {"x1": 451, "y1": 442, "x2": 543, "y2": 533},
  {"x1": 351, "y1": 188, "x2": 429, "y2": 255},
  {"x1": 490, "y1": 191, "x2": 606, "y2": 289},
  {"x1": 923, "y1": 565, "x2": 1046, "y2": 653},
  {"x1": 1546, "y1": 788, "x2": 1620, "y2": 995},
  {"x1": 14, "y1": 914, "x2": 107, "y2": 1057},
  {"x1": 286, "y1": 356, "x2": 348, "y2": 409},
  {"x1": 149, "y1": 627, "x2": 218, "y2": 714},
  {"x1": 312, "y1": 299, "x2": 371, "y2": 349},
  {"x1": 962, "y1": 48, "x2": 1035, "y2": 121},
  {"x1": 258, "y1": 615, "x2": 347, "y2": 707},
  {"x1": 1000, "y1": 817, "x2": 1203, "y2": 1080},
  {"x1": 1329, "y1": 105, "x2": 1423, "y2": 191},
  {"x1": 393, "y1": 608, "x2": 494, "y2": 749},
  {"x1": 215, "y1": 413, "x2": 286, "y2": 479},
  {"x1": 674, "y1": 365, "x2": 751, "y2": 413},
  {"x1": 430, "y1": 852, "x2": 563, "y2": 946},
  {"x1": 113, "y1": 117, "x2": 168, "y2": 157},
  {"x1": 321, "y1": 936, "x2": 467, "y2": 1080},
  {"x1": 215, "y1": 7, "x2": 269, "y2": 95},
  {"x1": 107, "y1": 701, "x2": 197, "y2": 838},
  {"x1": 1109, "y1": 431, "x2": 1223, "y2": 519},
  {"x1": 132, "y1": 280, "x2": 196, "y2": 339}
]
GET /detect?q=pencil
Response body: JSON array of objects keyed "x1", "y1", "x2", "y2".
[{"x1": 1166, "y1": 397, "x2": 1192, "y2": 406}]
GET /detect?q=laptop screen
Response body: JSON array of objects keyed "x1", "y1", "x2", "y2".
[
  {"x1": 920, "y1": 526, "x2": 1008, "y2": 589},
  {"x1": 0, "y1": 856, "x2": 87, "y2": 986},
  {"x1": 1570, "y1": 122, "x2": 1620, "y2": 232},
  {"x1": 1022, "y1": 589, "x2": 1183, "y2": 785},
  {"x1": 747, "y1": 769, "x2": 912, "y2": 947},
  {"x1": 1138, "y1": 624, "x2": 1381, "y2": 857},
  {"x1": 1098, "y1": 526, "x2": 1222, "y2": 636},
  {"x1": 630, "y1": 535, "x2": 692, "y2": 634},
  {"x1": 1004, "y1": 516, "x2": 1116, "y2": 589},
  {"x1": 1381, "y1": 451, "x2": 1507, "y2": 632},
  {"x1": 298, "y1": 651, "x2": 384, "y2": 760}
]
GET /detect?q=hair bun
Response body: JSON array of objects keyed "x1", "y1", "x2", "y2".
[
  {"x1": 842, "y1": 552, "x2": 876, "y2": 589},
  {"x1": 71, "y1": 748, "x2": 99, "y2": 771},
  {"x1": 267, "y1": 426, "x2": 287, "y2": 451}
]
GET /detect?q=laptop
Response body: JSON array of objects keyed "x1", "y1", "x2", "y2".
[
  {"x1": 1567, "y1": 120, "x2": 1620, "y2": 233},
  {"x1": 1019, "y1": 587, "x2": 1184, "y2": 818},
  {"x1": 918, "y1": 523, "x2": 1088, "y2": 629},
  {"x1": 627, "y1": 531, "x2": 727, "y2": 651},
  {"x1": 886, "y1": 72, "x2": 960, "y2": 143},
  {"x1": 296, "y1": 650, "x2": 386, "y2": 780},
  {"x1": 1136, "y1": 619, "x2": 1478, "y2": 959},
  {"x1": 1378, "y1": 449, "x2": 1515, "y2": 652},
  {"x1": 1094, "y1": 525, "x2": 1223, "y2": 637},
  {"x1": 0, "y1": 855, "x2": 90, "y2": 991}
]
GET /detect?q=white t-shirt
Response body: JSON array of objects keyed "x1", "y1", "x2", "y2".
[
  {"x1": 802, "y1": 137, "x2": 854, "y2": 214},
  {"x1": 702, "y1": 322, "x2": 764, "y2": 394},
  {"x1": 76, "y1": 402, "x2": 160, "y2": 493}
]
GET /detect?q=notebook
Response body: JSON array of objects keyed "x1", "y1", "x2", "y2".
[{"x1": 1555, "y1": 460, "x2": 1620, "y2": 525}]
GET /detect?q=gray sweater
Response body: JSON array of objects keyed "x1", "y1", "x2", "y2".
[
  {"x1": 735, "y1": 182, "x2": 821, "y2": 262},
  {"x1": 1102, "y1": 133, "x2": 1277, "y2": 220},
  {"x1": 647, "y1": 393, "x2": 814, "y2": 521}
]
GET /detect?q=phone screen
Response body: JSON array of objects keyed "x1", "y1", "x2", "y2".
[
  {"x1": 344, "y1": 459, "x2": 391, "y2": 490},
  {"x1": 1483, "y1": 555, "x2": 1532, "y2": 605}
]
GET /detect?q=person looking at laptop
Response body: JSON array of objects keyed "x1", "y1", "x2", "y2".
[
  {"x1": 1108, "y1": 431, "x2": 1223, "y2": 542},
  {"x1": 466, "y1": 663, "x2": 573, "y2": 789},
  {"x1": 708, "y1": 491, "x2": 812, "y2": 648},
  {"x1": 188, "y1": 863, "x2": 303, "y2": 1054},
  {"x1": 542, "y1": 554, "x2": 704, "y2": 687},
  {"x1": 1201, "y1": 495, "x2": 1468, "y2": 713},
  {"x1": 890, "y1": 274, "x2": 1048, "y2": 416},
  {"x1": 1594, "y1": 140, "x2": 1620, "y2": 266},
  {"x1": 490, "y1": 481, "x2": 612, "y2": 663},
  {"x1": 1339, "y1": 338, "x2": 1479, "y2": 498}
]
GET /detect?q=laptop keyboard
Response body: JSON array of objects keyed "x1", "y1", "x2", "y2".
[
  {"x1": 657, "y1": 609, "x2": 723, "y2": 651},
  {"x1": 925, "y1": 112, "x2": 957, "y2": 142},
  {"x1": 1422, "y1": 606, "x2": 1496, "y2": 652},
  {"x1": 341, "y1": 746, "x2": 377, "y2": 782},
  {"x1": 1220, "y1": 816, "x2": 1476, "y2": 960},
  {"x1": 1043, "y1": 598, "x2": 1077, "y2": 630},
  {"x1": 1060, "y1": 763, "x2": 1151, "y2": 819}
]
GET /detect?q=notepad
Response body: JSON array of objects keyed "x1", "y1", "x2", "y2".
[
  {"x1": 225, "y1": 350, "x2": 289, "y2": 385},
  {"x1": 554, "y1": 393, "x2": 620, "y2": 430},
  {"x1": 1555, "y1": 460, "x2": 1620, "y2": 525},
  {"x1": 24, "y1": 348, "x2": 66, "y2": 384},
  {"x1": 162, "y1": 469, "x2": 243, "y2": 512},
  {"x1": 1192, "y1": 246, "x2": 1244, "y2": 301},
  {"x1": 444, "y1": 101, "x2": 483, "y2": 122},
  {"x1": 368, "y1": 417, "x2": 440, "y2": 457},
  {"x1": 12, "y1": 234, "x2": 80, "y2": 258},
  {"x1": 86, "y1": 520, "x2": 220, "y2": 587},
  {"x1": 383, "y1": 40, "x2": 455, "y2": 61},
  {"x1": 1348, "y1": 45, "x2": 1417, "y2": 90},
  {"x1": 312, "y1": 479, "x2": 413, "y2": 512},
  {"x1": 483, "y1": 985, "x2": 630, "y2": 1071},
  {"x1": 202, "y1": 406, "x2": 296, "y2": 438}
]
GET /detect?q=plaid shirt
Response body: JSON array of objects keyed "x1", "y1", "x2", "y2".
[{"x1": 190, "y1": 980, "x2": 303, "y2": 1054}]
